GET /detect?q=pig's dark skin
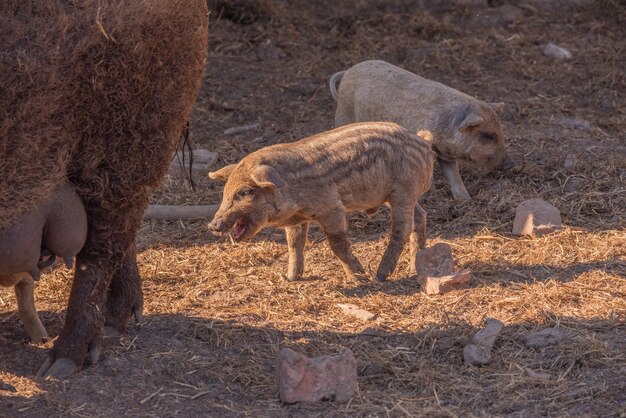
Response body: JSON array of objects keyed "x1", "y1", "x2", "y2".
[{"x1": 0, "y1": 181, "x2": 87, "y2": 343}]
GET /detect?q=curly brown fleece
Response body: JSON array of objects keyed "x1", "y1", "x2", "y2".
[{"x1": 0, "y1": 0, "x2": 208, "y2": 372}]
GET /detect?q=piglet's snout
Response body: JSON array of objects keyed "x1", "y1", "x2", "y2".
[{"x1": 207, "y1": 217, "x2": 226, "y2": 236}]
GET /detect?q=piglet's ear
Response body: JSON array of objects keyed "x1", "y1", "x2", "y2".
[
  {"x1": 459, "y1": 111, "x2": 485, "y2": 131},
  {"x1": 251, "y1": 164, "x2": 286, "y2": 189},
  {"x1": 488, "y1": 102, "x2": 505, "y2": 112},
  {"x1": 208, "y1": 164, "x2": 236, "y2": 182}
]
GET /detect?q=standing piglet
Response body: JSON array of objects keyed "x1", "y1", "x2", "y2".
[
  {"x1": 208, "y1": 122, "x2": 434, "y2": 282},
  {"x1": 330, "y1": 60, "x2": 514, "y2": 200}
]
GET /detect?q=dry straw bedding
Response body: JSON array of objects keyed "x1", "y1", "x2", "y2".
[{"x1": 2, "y1": 0, "x2": 626, "y2": 416}]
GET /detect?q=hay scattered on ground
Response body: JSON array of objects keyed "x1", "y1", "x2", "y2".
[{"x1": 2, "y1": 1, "x2": 625, "y2": 416}]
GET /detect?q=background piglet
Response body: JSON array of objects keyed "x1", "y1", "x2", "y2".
[{"x1": 330, "y1": 60, "x2": 514, "y2": 200}]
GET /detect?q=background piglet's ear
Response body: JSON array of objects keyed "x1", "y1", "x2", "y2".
[
  {"x1": 459, "y1": 111, "x2": 485, "y2": 131},
  {"x1": 251, "y1": 164, "x2": 286, "y2": 189},
  {"x1": 488, "y1": 102, "x2": 505, "y2": 112},
  {"x1": 208, "y1": 164, "x2": 236, "y2": 182}
]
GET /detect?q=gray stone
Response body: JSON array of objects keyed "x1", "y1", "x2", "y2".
[
  {"x1": 463, "y1": 318, "x2": 504, "y2": 366},
  {"x1": 520, "y1": 0, "x2": 594, "y2": 11},
  {"x1": 422, "y1": 270, "x2": 471, "y2": 295},
  {"x1": 525, "y1": 368, "x2": 552, "y2": 380},
  {"x1": 558, "y1": 117, "x2": 593, "y2": 131},
  {"x1": 543, "y1": 43, "x2": 573, "y2": 60},
  {"x1": 336, "y1": 303, "x2": 376, "y2": 321},
  {"x1": 223, "y1": 123, "x2": 261, "y2": 136},
  {"x1": 563, "y1": 153, "x2": 578, "y2": 170},
  {"x1": 513, "y1": 199, "x2": 562, "y2": 237},
  {"x1": 525, "y1": 327, "x2": 567, "y2": 348},
  {"x1": 470, "y1": 4, "x2": 524, "y2": 27},
  {"x1": 414, "y1": 243, "x2": 455, "y2": 284},
  {"x1": 277, "y1": 348, "x2": 357, "y2": 404},
  {"x1": 564, "y1": 177, "x2": 582, "y2": 193},
  {"x1": 258, "y1": 39, "x2": 285, "y2": 61},
  {"x1": 168, "y1": 149, "x2": 218, "y2": 179}
]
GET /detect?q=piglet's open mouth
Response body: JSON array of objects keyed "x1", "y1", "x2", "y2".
[{"x1": 231, "y1": 217, "x2": 249, "y2": 241}]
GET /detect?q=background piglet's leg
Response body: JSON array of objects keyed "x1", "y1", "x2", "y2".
[
  {"x1": 439, "y1": 158, "x2": 471, "y2": 200},
  {"x1": 14, "y1": 274, "x2": 48, "y2": 343},
  {"x1": 285, "y1": 222, "x2": 309, "y2": 281},
  {"x1": 318, "y1": 210, "x2": 364, "y2": 280}
]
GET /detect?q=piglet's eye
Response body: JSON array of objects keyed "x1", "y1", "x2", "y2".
[{"x1": 237, "y1": 188, "x2": 255, "y2": 199}]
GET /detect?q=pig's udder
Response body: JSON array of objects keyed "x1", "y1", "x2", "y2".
[{"x1": 37, "y1": 248, "x2": 56, "y2": 269}]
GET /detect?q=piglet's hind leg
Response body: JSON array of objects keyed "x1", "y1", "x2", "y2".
[
  {"x1": 319, "y1": 210, "x2": 365, "y2": 280},
  {"x1": 409, "y1": 203, "x2": 427, "y2": 277},
  {"x1": 376, "y1": 202, "x2": 414, "y2": 281}
]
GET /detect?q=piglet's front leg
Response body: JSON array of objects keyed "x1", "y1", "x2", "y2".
[
  {"x1": 285, "y1": 222, "x2": 309, "y2": 281},
  {"x1": 439, "y1": 158, "x2": 471, "y2": 200},
  {"x1": 318, "y1": 210, "x2": 365, "y2": 280}
]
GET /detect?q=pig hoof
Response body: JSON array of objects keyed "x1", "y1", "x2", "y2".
[
  {"x1": 133, "y1": 306, "x2": 143, "y2": 325},
  {"x1": 37, "y1": 357, "x2": 79, "y2": 380},
  {"x1": 376, "y1": 273, "x2": 388, "y2": 282},
  {"x1": 89, "y1": 340, "x2": 102, "y2": 365}
]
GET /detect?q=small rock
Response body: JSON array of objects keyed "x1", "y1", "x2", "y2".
[
  {"x1": 525, "y1": 368, "x2": 552, "y2": 380},
  {"x1": 406, "y1": 47, "x2": 450, "y2": 62},
  {"x1": 496, "y1": 4, "x2": 524, "y2": 22},
  {"x1": 525, "y1": 327, "x2": 567, "y2": 348},
  {"x1": 470, "y1": 4, "x2": 524, "y2": 27},
  {"x1": 564, "y1": 177, "x2": 582, "y2": 193},
  {"x1": 543, "y1": 43, "x2": 573, "y2": 60},
  {"x1": 336, "y1": 303, "x2": 376, "y2": 321},
  {"x1": 420, "y1": 0, "x2": 487, "y2": 12},
  {"x1": 463, "y1": 318, "x2": 504, "y2": 367},
  {"x1": 512, "y1": 199, "x2": 562, "y2": 237},
  {"x1": 563, "y1": 153, "x2": 578, "y2": 170},
  {"x1": 422, "y1": 270, "x2": 472, "y2": 295},
  {"x1": 168, "y1": 149, "x2": 218, "y2": 179},
  {"x1": 414, "y1": 243, "x2": 455, "y2": 284},
  {"x1": 520, "y1": 0, "x2": 594, "y2": 11},
  {"x1": 223, "y1": 123, "x2": 260, "y2": 136},
  {"x1": 258, "y1": 39, "x2": 285, "y2": 61},
  {"x1": 277, "y1": 348, "x2": 357, "y2": 404},
  {"x1": 558, "y1": 117, "x2": 593, "y2": 131}
]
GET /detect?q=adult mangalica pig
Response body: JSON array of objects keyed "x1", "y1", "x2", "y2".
[
  {"x1": 0, "y1": 181, "x2": 87, "y2": 343},
  {"x1": 208, "y1": 122, "x2": 434, "y2": 282},
  {"x1": 0, "y1": 0, "x2": 208, "y2": 378},
  {"x1": 329, "y1": 60, "x2": 514, "y2": 200}
]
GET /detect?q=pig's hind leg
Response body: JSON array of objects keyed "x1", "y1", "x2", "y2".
[
  {"x1": 408, "y1": 203, "x2": 427, "y2": 277},
  {"x1": 14, "y1": 275, "x2": 48, "y2": 343},
  {"x1": 105, "y1": 247, "x2": 143, "y2": 337},
  {"x1": 376, "y1": 201, "x2": 415, "y2": 282},
  {"x1": 318, "y1": 210, "x2": 365, "y2": 280},
  {"x1": 285, "y1": 222, "x2": 309, "y2": 281}
]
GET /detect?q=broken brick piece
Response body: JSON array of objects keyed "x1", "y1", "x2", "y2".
[
  {"x1": 277, "y1": 348, "x2": 357, "y2": 404},
  {"x1": 414, "y1": 242, "x2": 455, "y2": 284},
  {"x1": 422, "y1": 270, "x2": 471, "y2": 295}
]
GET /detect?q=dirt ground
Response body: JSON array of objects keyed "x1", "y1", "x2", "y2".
[{"x1": 1, "y1": 0, "x2": 625, "y2": 416}]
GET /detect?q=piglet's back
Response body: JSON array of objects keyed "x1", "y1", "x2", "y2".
[{"x1": 247, "y1": 122, "x2": 433, "y2": 191}]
